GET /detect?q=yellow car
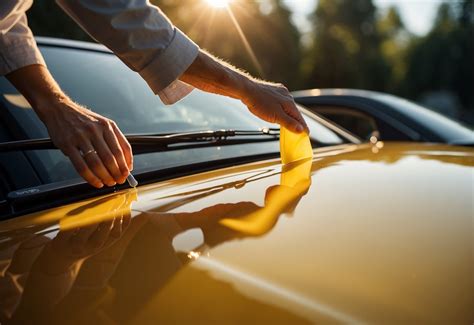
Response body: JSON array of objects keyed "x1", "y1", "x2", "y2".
[{"x1": 0, "y1": 38, "x2": 473, "y2": 324}]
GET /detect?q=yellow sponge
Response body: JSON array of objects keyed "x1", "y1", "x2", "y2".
[{"x1": 279, "y1": 127, "x2": 313, "y2": 164}]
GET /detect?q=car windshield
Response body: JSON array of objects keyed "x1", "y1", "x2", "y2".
[{"x1": 0, "y1": 43, "x2": 345, "y2": 185}]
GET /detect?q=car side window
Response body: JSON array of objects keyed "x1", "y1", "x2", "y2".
[{"x1": 310, "y1": 106, "x2": 378, "y2": 141}]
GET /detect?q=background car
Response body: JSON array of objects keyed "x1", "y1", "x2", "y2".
[
  {"x1": 0, "y1": 38, "x2": 472, "y2": 324},
  {"x1": 293, "y1": 88, "x2": 474, "y2": 145}
]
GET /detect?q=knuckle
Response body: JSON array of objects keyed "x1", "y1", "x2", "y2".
[
  {"x1": 124, "y1": 142, "x2": 132, "y2": 153},
  {"x1": 103, "y1": 155, "x2": 116, "y2": 167},
  {"x1": 63, "y1": 132, "x2": 77, "y2": 143},
  {"x1": 268, "y1": 113, "x2": 277, "y2": 123},
  {"x1": 88, "y1": 157, "x2": 102, "y2": 170},
  {"x1": 100, "y1": 119, "x2": 113, "y2": 130},
  {"x1": 84, "y1": 122, "x2": 97, "y2": 133},
  {"x1": 110, "y1": 145, "x2": 122, "y2": 156},
  {"x1": 77, "y1": 165, "x2": 89, "y2": 175}
]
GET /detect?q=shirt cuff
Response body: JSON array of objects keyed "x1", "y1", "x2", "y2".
[
  {"x1": 158, "y1": 80, "x2": 194, "y2": 105},
  {"x1": 0, "y1": 36, "x2": 46, "y2": 75},
  {"x1": 138, "y1": 27, "x2": 199, "y2": 96}
]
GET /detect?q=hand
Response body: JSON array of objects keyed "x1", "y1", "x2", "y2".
[
  {"x1": 6, "y1": 64, "x2": 132, "y2": 188},
  {"x1": 42, "y1": 98, "x2": 133, "y2": 188},
  {"x1": 41, "y1": 213, "x2": 131, "y2": 273},
  {"x1": 241, "y1": 81, "x2": 309, "y2": 133}
]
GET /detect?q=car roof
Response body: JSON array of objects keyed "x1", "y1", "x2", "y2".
[
  {"x1": 36, "y1": 36, "x2": 111, "y2": 53},
  {"x1": 292, "y1": 88, "x2": 474, "y2": 144}
]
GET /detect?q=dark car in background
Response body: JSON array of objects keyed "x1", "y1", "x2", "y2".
[{"x1": 293, "y1": 88, "x2": 474, "y2": 145}]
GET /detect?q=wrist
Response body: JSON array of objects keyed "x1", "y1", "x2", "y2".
[
  {"x1": 33, "y1": 92, "x2": 70, "y2": 123},
  {"x1": 229, "y1": 72, "x2": 254, "y2": 99}
]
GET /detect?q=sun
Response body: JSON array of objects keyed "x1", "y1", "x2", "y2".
[{"x1": 205, "y1": 0, "x2": 231, "y2": 9}]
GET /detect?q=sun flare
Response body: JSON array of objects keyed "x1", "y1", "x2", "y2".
[{"x1": 205, "y1": 0, "x2": 231, "y2": 9}]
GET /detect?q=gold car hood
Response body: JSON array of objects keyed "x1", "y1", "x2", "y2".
[{"x1": 0, "y1": 143, "x2": 472, "y2": 324}]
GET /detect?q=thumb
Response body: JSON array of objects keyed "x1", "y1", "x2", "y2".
[{"x1": 277, "y1": 109, "x2": 305, "y2": 133}]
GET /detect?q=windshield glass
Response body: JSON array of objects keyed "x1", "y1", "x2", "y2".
[{"x1": 0, "y1": 44, "x2": 345, "y2": 185}]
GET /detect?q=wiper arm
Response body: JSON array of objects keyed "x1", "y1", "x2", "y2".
[{"x1": 0, "y1": 128, "x2": 280, "y2": 152}]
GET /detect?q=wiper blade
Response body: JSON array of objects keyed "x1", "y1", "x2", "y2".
[{"x1": 0, "y1": 128, "x2": 280, "y2": 152}]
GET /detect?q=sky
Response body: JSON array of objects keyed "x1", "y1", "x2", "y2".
[{"x1": 282, "y1": 0, "x2": 447, "y2": 36}]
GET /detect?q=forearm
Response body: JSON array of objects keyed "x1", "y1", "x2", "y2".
[
  {"x1": 181, "y1": 50, "x2": 308, "y2": 133},
  {"x1": 5, "y1": 64, "x2": 67, "y2": 123},
  {"x1": 180, "y1": 50, "x2": 254, "y2": 100}
]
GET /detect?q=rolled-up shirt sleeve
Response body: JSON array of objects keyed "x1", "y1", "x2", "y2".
[
  {"x1": 0, "y1": 1, "x2": 46, "y2": 76},
  {"x1": 56, "y1": 0, "x2": 199, "y2": 104}
]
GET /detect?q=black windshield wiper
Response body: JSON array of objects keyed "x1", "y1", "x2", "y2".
[{"x1": 0, "y1": 128, "x2": 280, "y2": 153}]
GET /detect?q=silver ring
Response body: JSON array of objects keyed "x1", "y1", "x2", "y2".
[{"x1": 81, "y1": 149, "x2": 97, "y2": 158}]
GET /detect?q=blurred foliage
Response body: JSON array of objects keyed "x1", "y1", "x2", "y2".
[
  {"x1": 26, "y1": 0, "x2": 473, "y2": 120},
  {"x1": 401, "y1": 1, "x2": 473, "y2": 115},
  {"x1": 305, "y1": 0, "x2": 391, "y2": 91}
]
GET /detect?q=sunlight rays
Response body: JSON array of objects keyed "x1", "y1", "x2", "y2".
[
  {"x1": 226, "y1": 5, "x2": 265, "y2": 78},
  {"x1": 199, "y1": 0, "x2": 265, "y2": 78},
  {"x1": 205, "y1": 0, "x2": 232, "y2": 9}
]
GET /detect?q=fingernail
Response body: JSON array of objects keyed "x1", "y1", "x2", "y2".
[
  {"x1": 296, "y1": 125, "x2": 303, "y2": 132},
  {"x1": 97, "y1": 183, "x2": 104, "y2": 188}
]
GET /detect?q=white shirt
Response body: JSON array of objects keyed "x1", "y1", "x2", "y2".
[{"x1": 0, "y1": 0, "x2": 199, "y2": 104}]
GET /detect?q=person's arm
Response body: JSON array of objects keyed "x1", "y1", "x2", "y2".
[
  {"x1": 181, "y1": 51, "x2": 308, "y2": 133},
  {"x1": 57, "y1": 0, "x2": 307, "y2": 132},
  {"x1": 1, "y1": 3, "x2": 132, "y2": 188},
  {"x1": 6, "y1": 65, "x2": 132, "y2": 188}
]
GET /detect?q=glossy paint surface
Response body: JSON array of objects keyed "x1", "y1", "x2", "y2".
[{"x1": 0, "y1": 143, "x2": 472, "y2": 324}]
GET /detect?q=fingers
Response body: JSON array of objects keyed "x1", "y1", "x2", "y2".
[
  {"x1": 66, "y1": 149, "x2": 104, "y2": 188},
  {"x1": 111, "y1": 122, "x2": 133, "y2": 171},
  {"x1": 110, "y1": 215, "x2": 124, "y2": 238},
  {"x1": 104, "y1": 123, "x2": 130, "y2": 175},
  {"x1": 68, "y1": 226, "x2": 98, "y2": 255},
  {"x1": 92, "y1": 136, "x2": 127, "y2": 185},
  {"x1": 69, "y1": 120, "x2": 132, "y2": 187},
  {"x1": 282, "y1": 101, "x2": 309, "y2": 134},
  {"x1": 277, "y1": 105, "x2": 306, "y2": 133},
  {"x1": 87, "y1": 219, "x2": 114, "y2": 249},
  {"x1": 79, "y1": 143, "x2": 117, "y2": 187}
]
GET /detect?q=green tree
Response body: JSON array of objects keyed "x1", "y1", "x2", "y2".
[
  {"x1": 402, "y1": 1, "x2": 473, "y2": 116},
  {"x1": 378, "y1": 6, "x2": 410, "y2": 92},
  {"x1": 305, "y1": 0, "x2": 390, "y2": 90}
]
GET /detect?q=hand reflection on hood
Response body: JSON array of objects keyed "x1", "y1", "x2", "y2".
[
  {"x1": 1, "y1": 189, "x2": 137, "y2": 323},
  {"x1": 1, "y1": 158, "x2": 312, "y2": 324}
]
